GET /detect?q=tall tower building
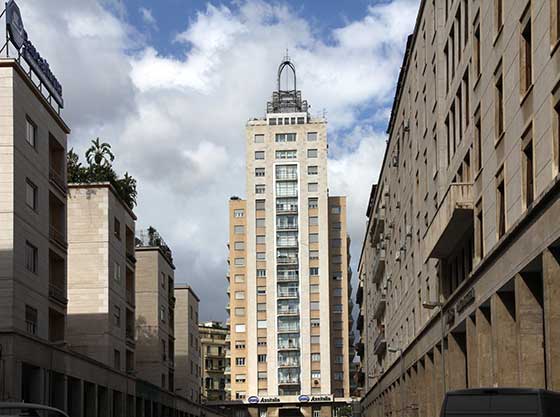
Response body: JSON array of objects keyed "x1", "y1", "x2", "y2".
[{"x1": 227, "y1": 58, "x2": 351, "y2": 417}]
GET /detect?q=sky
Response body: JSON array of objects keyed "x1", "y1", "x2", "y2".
[{"x1": 20, "y1": 0, "x2": 420, "y2": 321}]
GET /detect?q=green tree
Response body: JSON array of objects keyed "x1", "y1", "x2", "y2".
[{"x1": 85, "y1": 137, "x2": 114, "y2": 167}]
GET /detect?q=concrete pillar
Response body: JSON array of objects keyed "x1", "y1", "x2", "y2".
[
  {"x1": 543, "y1": 247, "x2": 560, "y2": 390},
  {"x1": 447, "y1": 332, "x2": 467, "y2": 390},
  {"x1": 466, "y1": 315, "x2": 478, "y2": 387},
  {"x1": 476, "y1": 307, "x2": 493, "y2": 386},
  {"x1": 515, "y1": 273, "x2": 546, "y2": 387},
  {"x1": 424, "y1": 353, "x2": 434, "y2": 417},
  {"x1": 491, "y1": 291, "x2": 519, "y2": 386},
  {"x1": 433, "y1": 344, "x2": 444, "y2": 411}
]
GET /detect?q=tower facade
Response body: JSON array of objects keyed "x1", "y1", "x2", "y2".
[{"x1": 227, "y1": 59, "x2": 351, "y2": 416}]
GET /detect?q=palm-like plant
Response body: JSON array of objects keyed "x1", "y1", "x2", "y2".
[{"x1": 85, "y1": 137, "x2": 115, "y2": 168}]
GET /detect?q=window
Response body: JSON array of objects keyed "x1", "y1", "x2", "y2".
[
  {"x1": 522, "y1": 125, "x2": 534, "y2": 208},
  {"x1": 475, "y1": 199, "x2": 484, "y2": 261},
  {"x1": 311, "y1": 353, "x2": 320, "y2": 361},
  {"x1": 26, "y1": 117, "x2": 36, "y2": 148},
  {"x1": 235, "y1": 308, "x2": 245, "y2": 317},
  {"x1": 331, "y1": 238, "x2": 342, "y2": 248},
  {"x1": 310, "y1": 284, "x2": 320, "y2": 293},
  {"x1": 160, "y1": 306, "x2": 166, "y2": 323},
  {"x1": 258, "y1": 371, "x2": 267, "y2": 380},
  {"x1": 474, "y1": 106, "x2": 482, "y2": 173},
  {"x1": 234, "y1": 258, "x2": 245, "y2": 266},
  {"x1": 234, "y1": 225, "x2": 244, "y2": 234},
  {"x1": 307, "y1": 149, "x2": 318, "y2": 158},
  {"x1": 333, "y1": 272, "x2": 343, "y2": 280},
  {"x1": 235, "y1": 291, "x2": 246, "y2": 300},
  {"x1": 269, "y1": 118, "x2": 277, "y2": 125},
  {"x1": 495, "y1": 68, "x2": 504, "y2": 140},
  {"x1": 311, "y1": 318, "x2": 320, "y2": 327},
  {"x1": 255, "y1": 151, "x2": 265, "y2": 160},
  {"x1": 310, "y1": 301, "x2": 320, "y2": 310},
  {"x1": 333, "y1": 304, "x2": 343, "y2": 312},
  {"x1": 334, "y1": 372, "x2": 343, "y2": 381},
  {"x1": 308, "y1": 165, "x2": 318, "y2": 175},
  {"x1": 256, "y1": 269, "x2": 266, "y2": 277},
  {"x1": 235, "y1": 341, "x2": 246, "y2": 349},
  {"x1": 114, "y1": 305, "x2": 121, "y2": 327},
  {"x1": 25, "y1": 179, "x2": 37, "y2": 211},
  {"x1": 234, "y1": 274, "x2": 245, "y2": 283},
  {"x1": 257, "y1": 320, "x2": 267, "y2": 329},
  {"x1": 256, "y1": 235, "x2": 266, "y2": 244},
  {"x1": 114, "y1": 349, "x2": 121, "y2": 370},
  {"x1": 255, "y1": 184, "x2": 265, "y2": 194},
  {"x1": 552, "y1": 0, "x2": 560, "y2": 46},
  {"x1": 235, "y1": 324, "x2": 246, "y2": 333},
  {"x1": 310, "y1": 267, "x2": 319, "y2": 276},
  {"x1": 234, "y1": 241, "x2": 245, "y2": 250},
  {"x1": 474, "y1": 21, "x2": 481, "y2": 78},
  {"x1": 160, "y1": 272, "x2": 165, "y2": 288},
  {"x1": 313, "y1": 409, "x2": 321, "y2": 417},
  {"x1": 335, "y1": 338, "x2": 343, "y2": 348},
  {"x1": 494, "y1": 0, "x2": 503, "y2": 34},
  {"x1": 520, "y1": 7, "x2": 532, "y2": 96},
  {"x1": 275, "y1": 133, "x2": 296, "y2": 142},
  {"x1": 308, "y1": 183, "x2": 318, "y2": 192},
  {"x1": 309, "y1": 250, "x2": 319, "y2": 260},
  {"x1": 311, "y1": 371, "x2": 321, "y2": 379},
  {"x1": 309, "y1": 233, "x2": 319, "y2": 243},
  {"x1": 276, "y1": 150, "x2": 297, "y2": 159},
  {"x1": 235, "y1": 374, "x2": 247, "y2": 383},
  {"x1": 276, "y1": 181, "x2": 298, "y2": 197},
  {"x1": 257, "y1": 337, "x2": 267, "y2": 346},
  {"x1": 307, "y1": 132, "x2": 318, "y2": 141},
  {"x1": 25, "y1": 305, "x2": 38, "y2": 335},
  {"x1": 234, "y1": 209, "x2": 244, "y2": 217},
  {"x1": 496, "y1": 167, "x2": 506, "y2": 239},
  {"x1": 311, "y1": 336, "x2": 320, "y2": 344},
  {"x1": 258, "y1": 354, "x2": 267, "y2": 363},
  {"x1": 308, "y1": 198, "x2": 318, "y2": 209},
  {"x1": 256, "y1": 252, "x2": 265, "y2": 260},
  {"x1": 255, "y1": 168, "x2": 265, "y2": 177},
  {"x1": 333, "y1": 288, "x2": 343, "y2": 297},
  {"x1": 236, "y1": 392, "x2": 246, "y2": 400},
  {"x1": 257, "y1": 303, "x2": 267, "y2": 311},
  {"x1": 331, "y1": 206, "x2": 341, "y2": 214},
  {"x1": 235, "y1": 357, "x2": 246, "y2": 366},
  {"x1": 257, "y1": 286, "x2": 266, "y2": 295},
  {"x1": 256, "y1": 218, "x2": 265, "y2": 228},
  {"x1": 332, "y1": 255, "x2": 342, "y2": 264},
  {"x1": 25, "y1": 241, "x2": 37, "y2": 273},
  {"x1": 254, "y1": 134, "x2": 264, "y2": 143},
  {"x1": 276, "y1": 164, "x2": 297, "y2": 180}
]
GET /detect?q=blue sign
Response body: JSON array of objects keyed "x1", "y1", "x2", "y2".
[
  {"x1": 298, "y1": 395, "x2": 310, "y2": 402},
  {"x1": 6, "y1": 0, "x2": 26, "y2": 49},
  {"x1": 248, "y1": 396, "x2": 259, "y2": 404}
]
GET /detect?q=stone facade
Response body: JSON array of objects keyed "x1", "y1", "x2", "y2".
[{"x1": 358, "y1": 0, "x2": 560, "y2": 416}]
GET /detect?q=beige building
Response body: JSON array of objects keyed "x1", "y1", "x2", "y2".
[
  {"x1": 67, "y1": 183, "x2": 137, "y2": 373},
  {"x1": 175, "y1": 284, "x2": 202, "y2": 402},
  {"x1": 199, "y1": 321, "x2": 230, "y2": 402},
  {"x1": 358, "y1": 0, "x2": 560, "y2": 416},
  {"x1": 227, "y1": 58, "x2": 352, "y2": 417},
  {"x1": 0, "y1": 56, "x2": 217, "y2": 417}
]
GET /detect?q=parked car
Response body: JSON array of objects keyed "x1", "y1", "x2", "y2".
[
  {"x1": 440, "y1": 388, "x2": 560, "y2": 417},
  {"x1": 0, "y1": 403, "x2": 69, "y2": 417}
]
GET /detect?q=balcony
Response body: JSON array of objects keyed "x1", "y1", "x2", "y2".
[
  {"x1": 277, "y1": 256, "x2": 298, "y2": 265},
  {"x1": 49, "y1": 283, "x2": 67, "y2": 306},
  {"x1": 356, "y1": 314, "x2": 364, "y2": 332},
  {"x1": 49, "y1": 168, "x2": 66, "y2": 193},
  {"x1": 276, "y1": 223, "x2": 298, "y2": 231},
  {"x1": 371, "y1": 249, "x2": 386, "y2": 284},
  {"x1": 277, "y1": 307, "x2": 299, "y2": 316},
  {"x1": 126, "y1": 252, "x2": 136, "y2": 265},
  {"x1": 356, "y1": 341, "x2": 364, "y2": 357},
  {"x1": 277, "y1": 289, "x2": 299, "y2": 298},
  {"x1": 49, "y1": 136, "x2": 66, "y2": 194},
  {"x1": 373, "y1": 291, "x2": 386, "y2": 319},
  {"x1": 356, "y1": 284, "x2": 363, "y2": 305},
  {"x1": 424, "y1": 183, "x2": 474, "y2": 260},
  {"x1": 373, "y1": 332, "x2": 386, "y2": 355}
]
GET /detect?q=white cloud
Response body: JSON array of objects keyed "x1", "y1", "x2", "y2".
[
  {"x1": 19, "y1": 0, "x2": 419, "y2": 320},
  {"x1": 139, "y1": 7, "x2": 157, "y2": 29}
]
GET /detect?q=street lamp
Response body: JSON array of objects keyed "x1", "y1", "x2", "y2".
[
  {"x1": 422, "y1": 300, "x2": 446, "y2": 396},
  {"x1": 388, "y1": 346, "x2": 405, "y2": 416}
]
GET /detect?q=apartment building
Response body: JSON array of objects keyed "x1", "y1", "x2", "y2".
[
  {"x1": 359, "y1": 1, "x2": 560, "y2": 416},
  {"x1": 135, "y1": 228, "x2": 176, "y2": 391},
  {"x1": 200, "y1": 321, "x2": 230, "y2": 402},
  {"x1": 175, "y1": 284, "x2": 202, "y2": 402},
  {"x1": 226, "y1": 58, "x2": 352, "y2": 417}
]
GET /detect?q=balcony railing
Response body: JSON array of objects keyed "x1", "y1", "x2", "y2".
[
  {"x1": 373, "y1": 291, "x2": 386, "y2": 319},
  {"x1": 277, "y1": 256, "x2": 298, "y2": 265},
  {"x1": 276, "y1": 223, "x2": 298, "y2": 231},
  {"x1": 424, "y1": 183, "x2": 474, "y2": 260},
  {"x1": 49, "y1": 283, "x2": 67, "y2": 305},
  {"x1": 277, "y1": 240, "x2": 298, "y2": 248},
  {"x1": 49, "y1": 167, "x2": 67, "y2": 193},
  {"x1": 372, "y1": 249, "x2": 386, "y2": 284},
  {"x1": 126, "y1": 252, "x2": 136, "y2": 265},
  {"x1": 278, "y1": 324, "x2": 300, "y2": 332},
  {"x1": 278, "y1": 377, "x2": 300, "y2": 384},
  {"x1": 276, "y1": 204, "x2": 298, "y2": 213},
  {"x1": 278, "y1": 289, "x2": 299, "y2": 298},
  {"x1": 49, "y1": 225, "x2": 67, "y2": 248},
  {"x1": 126, "y1": 289, "x2": 134, "y2": 306},
  {"x1": 278, "y1": 359, "x2": 300, "y2": 367},
  {"x1": 277, "y1": 307, "x2": 299, "y2": 315},
  {"x1": 277, "y1": 273, "x2": 299, "y2": 282},
  {"x1": 278, "y1": 343, "x2": 300, "y2": 350},
  {"x1": 373, "y1": 332, "x2": 386, "y2": 355}
]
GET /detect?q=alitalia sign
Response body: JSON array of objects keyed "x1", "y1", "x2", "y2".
[{"x1": 245, "y1": 394, "x2": 334, "y2": 404}]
